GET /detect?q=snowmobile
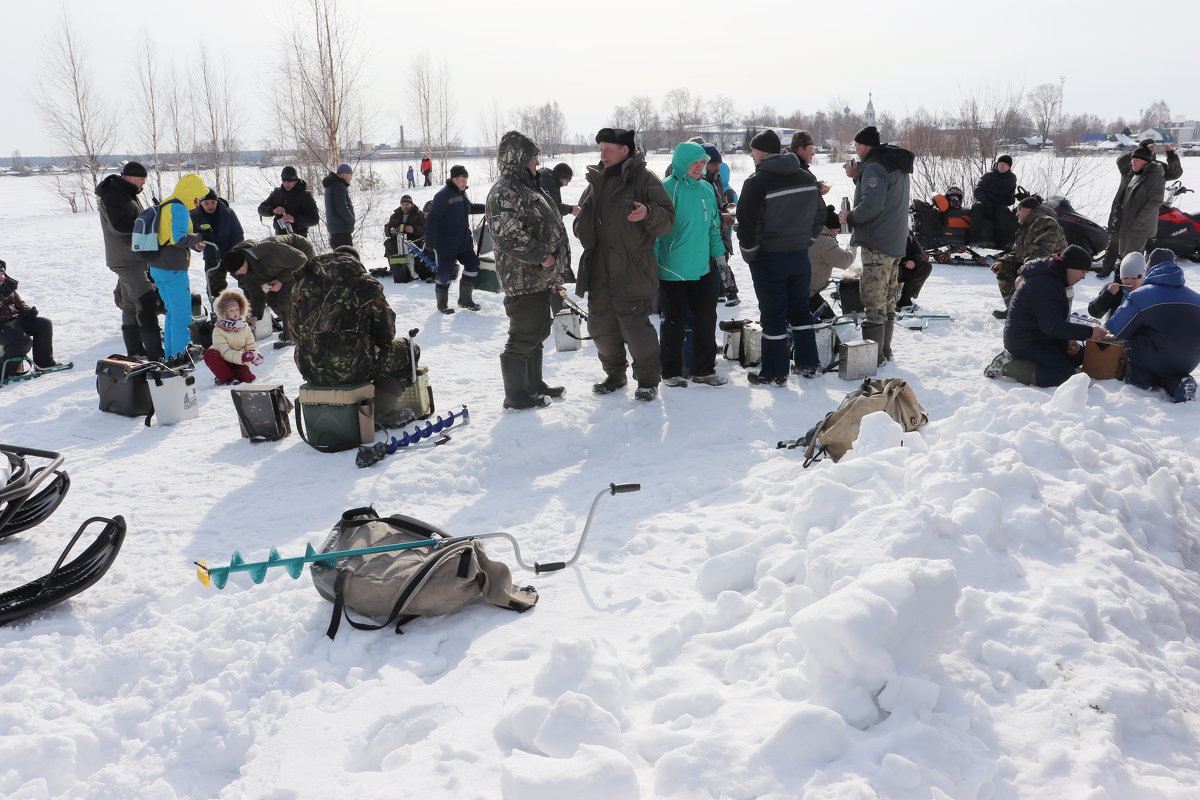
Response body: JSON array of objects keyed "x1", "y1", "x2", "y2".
[
  {"x1": 1040, "y1": 194, "x2": 1109, "y2": 259},
  {"x1": 911, "y1": 188, "x2": 1008, "y2": 267},
  {"x1": 1149, "y1": 181, "x2": 1200, "y2": 261}
]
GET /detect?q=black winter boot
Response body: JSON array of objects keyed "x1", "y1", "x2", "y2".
[
  {"x1": 435, "y1": 285, "x2": 455, "y2": 314},
  {"x1": 121, "y1": 325, "x2": 145, "y2": 357},
  {"x1": 501, "y1": 354, "x2": 548, "y2": 410},
  {"x1": 882, "y1": 315, "x2": 895, "y2": 363},
  {"x1": 457, "y1": 280, "x2": 481, "y2": 311},
  {"x1": 526, "y1": 348, "x2": 564, "y2": 398}
]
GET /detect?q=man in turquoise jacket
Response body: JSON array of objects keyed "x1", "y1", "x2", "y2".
[{"x1": 656, "y1": 141, "x2": 727, "y2": 387}]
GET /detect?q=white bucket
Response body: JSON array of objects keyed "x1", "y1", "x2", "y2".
[
  {"x1": 253, "y1": 308, "x2": 275, "y2": 341},
  {"x1": 147, "y1": 371, "x2": 199, "y2": 426},
  {"x1": 552, "y1": 310, "x2": 582, "y2": 352}
]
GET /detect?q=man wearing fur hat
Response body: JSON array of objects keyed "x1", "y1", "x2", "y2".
[
  {"x1": 839, "y1": 125, "x2": 914, "y2": 365},
  {"x1": 575, "y1": 127, "x2": 675, "y2": 401},
  {"x1": 486, "y1": 131, "x2": 571, "y2": 410},
  {"x1": 990, "y1": 196, "x2": 1068, "y2": 317},
  {"x1": 257, "y1": 166, "x2": 320, "y2": 238}
]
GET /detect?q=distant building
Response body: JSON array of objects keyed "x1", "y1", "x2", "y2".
[
  {"x1": 1138, "y1": 127, "x2": 1176, "y2": 145},
  {"x1": 864, "y1": 93, "x2": 876, "y2": 129}
]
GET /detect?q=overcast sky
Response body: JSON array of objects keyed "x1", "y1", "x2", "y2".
[{"x1": 3, "y1": 0, "x2": 1196, "y2": 158}]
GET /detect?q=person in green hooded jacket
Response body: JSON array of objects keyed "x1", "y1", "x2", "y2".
[{"x1": 655, "y1": 141, "x2": 728, "y2": 387}]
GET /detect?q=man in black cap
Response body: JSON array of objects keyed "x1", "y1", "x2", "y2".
[
  {"x1": 971, "y1": 154, "x2": 1018, "y2": 247},
  {"x1": 839, "y1": 125, "x2": 914, "y2": 365},
  {"x1": 575, "y1": 127, "x2": 674, "y2": 401},
  {"x1": 257, "y1": 166, "x2": 320, "y2": 238},
  {"x1": 1113, "y1": 145, "x2": 1166, "y2": 269},
  {"x1": 1100, "y1": 139, "x2": 1178, "y2": 277},
  {"x1": 190, "y1": 188, "x2": 246, "y2": 297},
  {"x1": 95, "y1": 160, "x2": 163, "y2": 360},
  {"x1": 425, "y1": 164, "x2": 486, "y2": 312},
  {"x1": 990, "y1": 195, "x2": 1068, "y2": 317},
  {"x1": 383, "y1": 194, "x2": 425, "y2": 269},
  {"x1": 788, "y1": 130, "x2": 830, "y2": 195},
  {"x1": 985, "y1": 244, "x2": 1108, "y2": 386},
  {"x1": 537, "y1": 162, "x2": 579, "y2": 291},
  {"x1": 735, "y1": 129, "x2": 825, "y2": 385}
]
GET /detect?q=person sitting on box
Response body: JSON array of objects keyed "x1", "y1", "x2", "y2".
[
  {"x1": 1106, "y1": 248, "x2": 1200, "y2": 403},
  {"x1": 203, "y1": 289, "x2": 261, "y2": 386},
  {"x1": 0, "y1": 260, "x2": 63, "y2": 371}
]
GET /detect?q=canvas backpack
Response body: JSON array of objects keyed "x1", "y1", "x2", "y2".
[
  {"x1": 131, "y1": 199, "x2": 183, "y2": 262},
  {"x1": 781, "y1": 377, "x2": 928, "y2": 466},
  {"x1": 310, "y1": 507, "x2": 539, "y2": 639}
]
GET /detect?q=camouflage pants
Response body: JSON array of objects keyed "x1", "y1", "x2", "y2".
[
  {"x1": 995, "y1": 257, "x2": 1021, "y2": 307},
  {"x1": 859, "y1": 247, "x2": 900, "y2": 325}
]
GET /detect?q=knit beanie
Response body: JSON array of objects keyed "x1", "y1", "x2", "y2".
[
  {"x1": 1059, "y1": 244, "x2": 1093, "y2": 272},
  {"x1": 854, "y1": 126, "x2": 881, "y2": 147},
  {"x1": 750, "y1": 130, "x2": 781, "y2": 154},
  {"x1": 336, "y1": 163, "x2": 353, "y2": 175},
  {"x1": 1130, "y1": 146, "x2": 1154, "y2": 163},
  {"x1": 201, "y1": 189, "x2": 218, "y2": 202},
  {"x1": 701, "y1": 144, "x2": 722, "y2": 164},
  {"x1": 1148, "y1": 247, "x2": 1176, "y2": 267},
  {"x1": 281, "y1": 165, "x2": 299, "y2": 182},
  {"x1": 449, "y1": 165, "x2": 468, "y2": 179},
  {"x1": 1017, "y1": 196, "x2": 1040, "y2": 211},
  {"x1": 996, "y1": 155, "x2": 1013, "y2": 167},
  {"x1": 1119, "y1": 251, "x2": 1146, "y2": 279},
  {"x1": 1138, "y1": 137, "x2": 1155, "y2": 148},
  {"x1": 122, "y1": 161, "x2": 148, "y2": 178},
  {"x1": 824, "y1": 204, "x2": 840, "y2": 230},
  {"x1": 552, "y1": 163, "x2": 573, "y2": 180}
]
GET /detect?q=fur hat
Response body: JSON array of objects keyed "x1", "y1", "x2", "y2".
[
  {"x1": 996, "y1": 154, "x2": 1013, "y2": 167},
  {"x1": 280, "y1": 165, "x2": 299, "y2": 182},
  {"x1": 1119, "y1": 251, "x2": 1146, "y2": 279},
  {"x1": 1148, "y1": 247, "x2": 1176, "y2": 267},
  {"x1": 1130, "y1": 146, "x2": 1154, "y2": 163},
  {"x1": 552, "y1": 162, "x2": 573, "y2": 180},
  {"x1": 595, "y1": 128, "x2": 636, "y2": 150},
  {"x1": 854, "y1": 126, "x2": 881, "y2": 147},
  {"x1": 214, "y1": 289, "x2": 248, "y2": 319},
  {"x1": 1059, "y1": 244, "x2": 1094, "y2": 272},
  {"x1": 750, "y1": 130, "x2": 781, "y2": 154},
  {"x1": 790, "y1": 130, "x2": 815, "y2": 151},
  {"x1": 1017, "y1": 196, "x2": 1041, "y2": 211},
  {"x1": 449, "y1": 164, "x2": 468, "y2": 179},
  {"x1": 122, "y1": 161, "x2": 148, "y2": 178}
]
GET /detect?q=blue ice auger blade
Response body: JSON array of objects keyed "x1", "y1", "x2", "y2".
[{"x1": 306, "y1": 542, "x2": 338, "y2": 570}]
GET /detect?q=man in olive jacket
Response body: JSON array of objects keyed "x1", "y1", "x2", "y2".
[
  {"x1": 95, "y1": 161, "x2": 163, "y2": 359},
  {"x1": 1115, "y1": 146, "x2": 1166, "y2": 264},
  {"x1": 574, "y1": 127, "x2": 675, "y2": 400},
  {"x1": 1100, "y1": 141, "x2": 1175, "y2": 277},
  {"x1": 486, "y1": 130, "x2": 571, "y2": 410},
  {"x1": 224, "y1": 233, "x2": 316, "y2": 341}
]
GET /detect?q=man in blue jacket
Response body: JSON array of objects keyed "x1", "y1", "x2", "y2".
[
  {"x1": 985, "y1": 244, "x2": 1107, "y2": 386},
  {"x1": 1107, "y1": 248, "x2": 1200, "y2": 402},
  {"x1": 425, "y1": 165, "x2": 485, "y2": 313},
  {"x1": 736, "y1": 129, "x2": 825, "y2": 385},
  {"x1": 190, "y1": 189, "x2": 245, "y2": 298}
]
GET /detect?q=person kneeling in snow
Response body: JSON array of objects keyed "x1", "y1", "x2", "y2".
[
  {"x1": 0, "y1": 260, "x2": 62, "y2": 370},
  {"x1": 985, "y1": 244, "x2": 1107, "y2": 386},
  {"x1": 1106, "y1": 248, "x2": 1200, "y2": 403},
  {"x1": 203, "y1": 290, "x2": 261, "y2": 386}
]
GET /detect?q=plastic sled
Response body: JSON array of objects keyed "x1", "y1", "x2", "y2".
[
  {"x1": 0, "y1": 445, "x2": 70, "y2": 539},
  {"x1": 0, "y1": 515, "x2": 126, "y2": 626}
]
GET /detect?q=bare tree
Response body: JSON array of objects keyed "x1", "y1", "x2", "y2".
[
  {"x1": 622, "y1": 95, "x2": 661, "y2": 150},
  {"x1": 709, "y1": 94, "x2": 737, "y2": 151},
  {"x1": 477, "y1": 100, "x2": 507, "y2": 180},
  {"x1": 540, "y1": 101, "x2": 566, "y2": 155},
  {"x1": 406, "y1": 51, "x2": 436, "y2": 161},
  {"x1": 432, "y1": 60, "x2": 456, "y2": 177},
  {"x1": 35, "y1": 10, "x2": 119, "y2": 211},
  {"x1": 272, "y1": 0, "x2": 366, "y2": 174},
  {"x1": 1137, "y1": 99, "x2": 1171, "y2": 131},
  {"x1": 1028, "y1": 83, "x2": 1062, "y2": 148},
  {"x1": 132, "y1": 34, "x2": 166, "y2": 199},
  {"x1": 163, "y1": 65, "x2": 192, "y2": 189},
  {"x1": 196, "y1": 42, "x2": 241, "y2": 201},
  {"x1": 662, "y1": 87, "x2": 702, "y2": 144}
]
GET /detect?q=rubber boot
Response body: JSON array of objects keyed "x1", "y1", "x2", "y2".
[
  {"x1": 136, "y1": 289, "x2": 165, "y2": 361},
  {"x1": 882, "y1": 315, "x2": 895, "y2": 363},
  {"x1": 501, "y1": 354, "x2": 548, "y2": 410},
  {"x1": 861, "y1": 322, "x2": 885, "y2": 367},
  {"x1": 457, "y1": 280, "x2": 481, "y2": 311},
  {"x1": 121, "y1": 325, "x2": 145, "y2": 358},
  {"x1": 1001, "y1": 358, "x2": 1038, "y2": 385},
  {"x1": 527, "y1": 348, "x2": 564, "y2": 398},
  {"x1": 435, "y1": 284, "x2": 455, "y2": 314}
]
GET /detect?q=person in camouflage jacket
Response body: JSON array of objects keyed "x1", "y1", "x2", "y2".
[
  {"x1": 484, "y1": 130, "x2": 571, "y2": 410},
  {"x1": 225, "y1": 233, "x2": 316, "y2": 338},
  {"x1": 991, "y1": 198, "x2": 1068, "y2": 314},
  {"x1": 288, "y1": 248, "x2": 420, "y2": 426}
]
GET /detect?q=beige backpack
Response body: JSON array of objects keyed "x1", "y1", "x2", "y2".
[{"x1": 781, "y1": 377, "x2": 928, "y2": 466}]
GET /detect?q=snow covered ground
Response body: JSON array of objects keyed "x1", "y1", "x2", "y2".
[{"x1": 2, "y1": 154, "x2": 1200, "y2": 799}]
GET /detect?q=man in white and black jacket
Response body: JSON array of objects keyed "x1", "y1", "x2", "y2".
[{"x1": 735, "y1": 129, "x2": 825, "y2": 385}]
